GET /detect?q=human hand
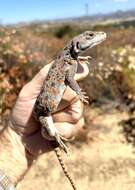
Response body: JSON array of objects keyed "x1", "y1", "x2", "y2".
[{"x1": 10, "y1": 61, "x2": 89, "y2": 156}]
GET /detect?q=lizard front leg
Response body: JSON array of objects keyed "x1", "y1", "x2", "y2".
[
  {"x1": 78, "y1": 56, "x2": 91, "y2": 62},
  {"x1": 66, "y1": 62, "x2": 89, "y2": 104},
  {"x1": 39, "y1": 116, "x2": 69, "y2": 153}
]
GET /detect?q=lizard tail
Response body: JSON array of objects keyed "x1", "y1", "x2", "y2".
[{"x1": 54, "y1": 147, "x2": 77, "y2": 190}]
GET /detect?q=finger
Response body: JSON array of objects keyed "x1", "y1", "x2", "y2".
[
  {"x1": 22, "y1": 130, "x2": 53, "y2": 155},
  {"x1": 54, "y1": 117, "x2": 85, "y2": 139},
  {"x1": 53, "y1": 99, "x2": 84, "y2": 124},
  {"x1": 11, "y1": 97, "x2": 83, "y2": 135},
  {"x1": 22, "y1": 117, "x2": 85, "y2": 156},
  {"x1": 75, "y1": 61, "x2": 89, "y2": 81}
]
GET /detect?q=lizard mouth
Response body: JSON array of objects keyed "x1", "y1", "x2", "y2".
[{"x1": 92, "y1": 32, "x2": 107, "y2": 46}]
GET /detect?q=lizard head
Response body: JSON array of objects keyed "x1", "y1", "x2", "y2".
[{"x1": 72, "y1": 31, "x2": 107, "y2": 55}]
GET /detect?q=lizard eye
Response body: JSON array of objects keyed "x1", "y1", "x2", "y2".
[
  {"x1": 89, "y1": 33, "x2": 94, "y2": 37},
  {"x1": 76, "y1": 41, "x2": 80, "y2": 49}
]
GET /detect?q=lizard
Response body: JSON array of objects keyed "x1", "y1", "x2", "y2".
[{"x1": 33, "y1": 31, "x2": 107, "y2": 190}]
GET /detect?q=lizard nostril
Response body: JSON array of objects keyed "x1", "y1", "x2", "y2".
[{"x1": 101, "y1": 32, "x2": 105, "y2": 35}]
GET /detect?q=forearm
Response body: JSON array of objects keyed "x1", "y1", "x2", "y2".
[{"x1": 0, "y1": 126, "x2": 30, "y2": 186}]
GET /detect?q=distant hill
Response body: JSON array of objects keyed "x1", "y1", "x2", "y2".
[
  {"x1": 6, "y1": 8, "x2": 135, "y2": 28},
  {"x1": 52, "y1": 9, "x2": 135, "y2": 24}
]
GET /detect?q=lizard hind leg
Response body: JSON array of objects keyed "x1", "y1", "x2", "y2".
[{"x1": 39, "y1": 116, "x2": 69, "y2": 153}]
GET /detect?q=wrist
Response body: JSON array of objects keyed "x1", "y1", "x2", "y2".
[{"x1": 0, "y1": 125, "x2": 30, "y2": 185}]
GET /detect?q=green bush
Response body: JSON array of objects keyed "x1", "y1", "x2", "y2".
[{"x1": 54, "y1": 25, "x2": 74, "y2": 38}]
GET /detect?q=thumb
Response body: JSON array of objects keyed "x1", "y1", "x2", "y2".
[{"x1": 19, "y1": 62, "x2": 53, "y2": 99}]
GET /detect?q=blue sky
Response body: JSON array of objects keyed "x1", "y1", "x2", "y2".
[{"x1": 0, "y1": 0, "x2": 135, "y2": 24}]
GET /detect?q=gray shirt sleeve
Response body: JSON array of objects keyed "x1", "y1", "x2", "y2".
[{"x1": 0, "y1": 170, "x2": 15, "y2": 190}]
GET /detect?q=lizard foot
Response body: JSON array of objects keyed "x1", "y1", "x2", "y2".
[
  {"x1": 78, "y1": 56, "x2": 91, "y2": 64},
  {"x1": 54, "y1": 132, "x2": 69, "y2": 154},
  {"x1": 78, "y1": 90, "x2": 89, "y2": 104},
  {"x1": 41, "y1": 125, "x2": 69, "y2": 154},
  {"x1": 39, "y1": 116, "x2": 69, "y2": 153},
  {"x1": 78, "y1": 56, "x2": 91, "y2": 61}
]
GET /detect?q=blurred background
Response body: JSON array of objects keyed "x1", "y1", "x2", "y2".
[{"x1": 1, "y1": 0, "x2": 135, "y2": 189}]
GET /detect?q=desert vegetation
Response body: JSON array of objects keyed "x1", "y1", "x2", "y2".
[
  {"x1": 1, "y1": 21, "x2": 135, "y2": 190},
  {"x1": 1, "y1": 22, "x2": 135, "y2": 123}
]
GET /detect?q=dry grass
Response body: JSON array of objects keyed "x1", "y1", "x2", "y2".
[
  {"x1": 0, "y1": 22, "x2": 135, "y2": 190},
  {"x1": 17, "y1": 106, "x2": 135, "y2": 190}
]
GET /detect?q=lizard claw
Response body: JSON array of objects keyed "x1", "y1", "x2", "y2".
[
  {"x1": 78, "y1": 56, "x2": 91, "y2": 64},
  {"x1": 40, "y1": 116, "x2": 68, "y2": 153},
  {"x1": 78, "y1": 90, "x2": 89, "y2": 104},
  {"x1": 41, "y1": 125, "x2": 69, "y2": 154},
  {"x1": 55, "y1": 133, "x2": 69, "y2": 154},
  {"x1": 78, "y1": 56, "x2": 92, "y2": 61},
  {"x1": 84, "y1": 56, "x2": 92, "y2": 61}
]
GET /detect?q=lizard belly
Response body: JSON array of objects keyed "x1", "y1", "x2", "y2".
[
  {"x1": 34, "y1": 82, "x2": 66, "y2": 118},
  {"x1": 43, "y1": 82, "x2": 66, "y2": 113},
  {"x1": 34, "y1": 59, "x2": 68, "y2": 117}
]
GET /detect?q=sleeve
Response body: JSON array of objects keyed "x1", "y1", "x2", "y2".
[{"x1": 0, "y1": 170, "x2": 15, "y2": 190}]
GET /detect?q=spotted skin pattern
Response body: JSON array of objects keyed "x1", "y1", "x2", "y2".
[{"x1": 33, "y1": 31, "x2": 107, "y2": 190}]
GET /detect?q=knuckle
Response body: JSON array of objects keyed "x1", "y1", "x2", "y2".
[
  {"x1": 70, "y1": 100, "x2": 84, "y2": 123},
  {"x1": 71, "y1": 111, "x2": 82, "y2": 123}
]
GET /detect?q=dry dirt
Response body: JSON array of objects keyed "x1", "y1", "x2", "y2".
[{"x1": 16, "y1": 106, "x2": 135, "y2": 190}]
